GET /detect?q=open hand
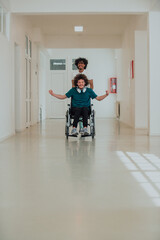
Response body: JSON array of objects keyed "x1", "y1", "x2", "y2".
[
  {"x1": 49, "y1": 90, "x2": 54, "y2": 96},
  {"x1": 106, "y1": 90, "x2": 109, "y2": 96}
]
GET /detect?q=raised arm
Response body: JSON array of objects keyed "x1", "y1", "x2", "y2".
[
  {"x1": 49, "y1": 90, "x2": 67, "y2": 100},
  {"x1": 96, "y1": 90, "x2": 109, "y2": 101},
  {"x1": 89, "y1": 79, "x2": 94, "y2": 89},
  {"x1": 72, "y1": 79, "x2": 74, "y2": 88}
]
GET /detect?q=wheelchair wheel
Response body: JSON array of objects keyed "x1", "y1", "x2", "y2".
[
  {"x1": 65, "y1": 110, "x2": 69, "y2": 139},
  {"x1": 90, "y1": 110, "x2": 95, "y2": 139},
  {"x1": 65, "y1": 126, "x2": 69, "y2": 139},
  {"x1": 91, "y1": 126, "x2": 95, "y2": 139}
]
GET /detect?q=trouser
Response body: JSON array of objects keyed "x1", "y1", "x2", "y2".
[{"x1": 71, "y1": 107, "x2": 89, "y2": 128}]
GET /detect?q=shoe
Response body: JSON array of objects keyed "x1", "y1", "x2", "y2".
[
  {"x1": 71, "y1": 128, "x2": 78, "y2": 136},
  {"x1": 83, "y1": 127, "x2": 89, "y2": 136}
]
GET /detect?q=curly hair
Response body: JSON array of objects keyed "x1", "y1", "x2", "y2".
[
  {"x1": 73, "y1": 74, "x2": 89, "y2": 87},
  {"x1": 75, "y1": 58, "x2": 88, "y2": 69}
]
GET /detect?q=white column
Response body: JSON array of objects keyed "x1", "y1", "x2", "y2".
[
  {"x1": 135, "y1": 31, "x2": 148, "y2": 129},
  {"x1": 148, "y1": 12, "x2": 160, "y2": 135}
]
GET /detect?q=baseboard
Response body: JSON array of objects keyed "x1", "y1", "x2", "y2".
[
  {"x1": 15, "y1": 127, "x2": 26, "y2": 133},
  {"x1": 0, "y1": 132, "x2": 15, "y2": 143},
  {"x1": 135, "y1": 128, "x2": 148, "y2": 135},
  {"x1": 95, "y1": 117, "x2": 116, "y2": 119},
  {"x1": 149, "y1": 132, "x2": 160, "y2": 136},
  {"x1": 118, "y1": 120, "x2": 149, "y2": 134},
  {"x1": 118, "y1": 119, "x2": 132, "y2": 128}
]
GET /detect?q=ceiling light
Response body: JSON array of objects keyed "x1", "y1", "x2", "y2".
[{"x1": 74, "y1": 26, "x2": 83, "y2": 32}]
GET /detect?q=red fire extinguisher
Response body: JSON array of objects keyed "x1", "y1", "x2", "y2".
[
  {"x1": 111, "y1": 78, "x2": 117, "y2": 93},
  {"x1": 112, "y1": 81, "x2": 116, "y2": 93}
]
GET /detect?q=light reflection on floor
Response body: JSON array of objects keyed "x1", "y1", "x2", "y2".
[{"x1": 116, "y1": 151, "x2": 160, "y2": 207}]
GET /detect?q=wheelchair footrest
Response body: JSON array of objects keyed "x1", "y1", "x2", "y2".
[
  {"x1": 68, "y1": 134, "x2": 78, "y2": 137},
  {"x1": 66, "y1": 134, "x2": 93, "y2": 138},
  {"x1": 81, "y1": 134, "x2": 92, "y2": 138}
]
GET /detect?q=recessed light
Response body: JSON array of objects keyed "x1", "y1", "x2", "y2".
[{"x1": 74, "y1": 26, "x2": 83, "y2": 32}]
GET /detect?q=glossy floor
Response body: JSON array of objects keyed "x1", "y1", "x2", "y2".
[{"x1": 0, "y1": 119, "x2": 160, "y2": 240}]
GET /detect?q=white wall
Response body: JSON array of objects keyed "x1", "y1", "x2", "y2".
[
  {"x1": 135, "y1": 31, "x2": 148, "y2": 129},
  {"x1": 115, "y1": 49, "x2": 123, "y2": 103},
  {"x1": 0, "y1": 0, "x2": 10, "y2": 10},
  {"x1": 31, "y1": 43, "x2": 39, "y2": 124},
  {"x1": 10, "y1": 0, "x2": 151, "y2": 13},
  {"x1": 0, "y1": 2, "x2": 13, "y2": 141},
  {"x1": 47, "y1": 48, "x2": 117, "y2": 118},
  {"x1": 120, "y1": 23, "x2": 135, "y2": 127},
  {"x1": 11, "y1": 16, "x2": 30, "y2": 131},
  {"x1": 39, "y1": 50, "x2": 49, "y2": 121},
  {"x1": 11, "y1": 15, "x2": 40, "y2": 131},
  {"x1": 149, "y1": 0, "x2": 160, "y2": 11},
  {"x1": 0, "y1": 33, "x2": 13, "y2": 141},
  {"x1": 0, "y1": 13, "x2": 49, "y2": 141},
  {"x1": 120, "y1": 15, "x2": 148, "y2": 128},
  {"x1": 148, "y1": 12, "x2": 160, "y2": 135}
]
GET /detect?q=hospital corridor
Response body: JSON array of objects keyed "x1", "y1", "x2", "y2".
[{"x1": 1, "y1": 0, "x2": 160, "y2": 239}]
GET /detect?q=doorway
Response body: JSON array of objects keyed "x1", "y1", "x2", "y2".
[
  {"x1": 25, "y1": 35, "x2": 32, "y2": 128},
  {"x1": 49, "y1": 58, "x2": 68, "y2": 118}
]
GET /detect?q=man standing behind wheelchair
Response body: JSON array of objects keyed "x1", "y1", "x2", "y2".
[
  {"x1": 49, "y1": 74, "x2": 109, "y2": 136},
  {"x1": 72, "y1": 57, "x2": 94, "y2": 90}
]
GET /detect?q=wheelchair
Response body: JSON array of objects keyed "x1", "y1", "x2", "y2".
[{"x1": 65, "y1": 103, "x2": 95, "y2": 139}]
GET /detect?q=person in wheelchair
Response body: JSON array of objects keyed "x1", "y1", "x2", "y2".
[
  {"x1": 72, "y1": 57, "x2": 94, "y2": 134},
  {"x1": 49, "y1": 74, "x2": 109, "y2": 136}
]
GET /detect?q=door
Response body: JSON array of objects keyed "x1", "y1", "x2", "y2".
[
  {"x1": 49, "y1": 59, "x2": 68, "y2": 118},
  {"x1": 25, "y1": 36, "x2": 32, "y2": 127}
]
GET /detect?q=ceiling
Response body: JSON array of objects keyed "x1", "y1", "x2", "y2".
[{"x1": 24, "y1": 14, "x2": 140, "y2": 36}]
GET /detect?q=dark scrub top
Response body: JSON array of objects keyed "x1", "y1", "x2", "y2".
[{"x1": 65, "y1": 87, "x2": 97, "y2": 108}]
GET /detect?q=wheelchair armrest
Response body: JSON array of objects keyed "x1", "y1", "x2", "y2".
[{"x1": 90, "y1": 104, "x2": 94, "y2": 110}]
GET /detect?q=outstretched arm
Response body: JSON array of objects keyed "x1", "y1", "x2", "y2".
[
  {"x1": 49, "y1": 90, "x2": 67, "y2": 100},
  {"x1": 96, "y1": 90, "x2": 109, "y2": 101}
]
